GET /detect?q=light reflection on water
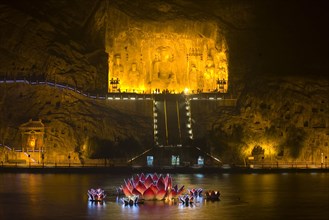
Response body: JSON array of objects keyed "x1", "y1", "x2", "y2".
[{"x1": 0, "y1": 173, "x2": 328, "y2": 220}]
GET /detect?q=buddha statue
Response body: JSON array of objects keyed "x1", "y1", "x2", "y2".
[
  {"x1": 128, "y1": 63, "x2": 141, "y2": 91},
  {"x1": 152, "y1": 46, "x2": 177, "y2": 91},
  {"x1": 203, "y1": 57, "x2": 216, "y2": 91},
  {"x1": 112, "y1": 54, "x2": 125, "y2": 83},
  {"x1": 189, "y1": 64, "x2": 199, "y2": 92}
]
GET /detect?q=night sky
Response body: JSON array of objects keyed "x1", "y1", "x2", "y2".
[{"x1": 251, "y1": 0, "x2": 328, "y2": 78}]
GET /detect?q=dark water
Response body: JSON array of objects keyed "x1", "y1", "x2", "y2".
[{"x1": 0, "y1": 172, "x2": 328, "y2": 220}]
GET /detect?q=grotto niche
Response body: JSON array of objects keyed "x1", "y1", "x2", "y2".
[{"x1": 106, "y1": 16, "x2": 229, "y2": 94}]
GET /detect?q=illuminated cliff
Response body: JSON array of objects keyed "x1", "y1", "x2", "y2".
[{"x1": 105, "y1": 6, "x2": 229, "y2": 93}]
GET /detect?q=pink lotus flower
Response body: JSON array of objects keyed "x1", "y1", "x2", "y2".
[
  {"x1": 188, "y1": 188, "x2": 203, "y2": 197},
  {"x1": 179, "y1": 194, "x2": 194, "y2": 206},
  {"x1": 88, "y1": 188, "x2": 106, "y2": 202},
  {"x1": 120, "y1": 173, "x2": 184, "y2": 200},
  {"x1": 121, "y1": 195, "x2": 142, "y2": 206}
]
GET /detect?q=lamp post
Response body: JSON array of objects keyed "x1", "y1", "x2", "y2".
[
  {"x1": 28, "y1": 154, "x2": 31, "y2": 168},
  {"x1": 41, "y1": 153, "x2": 44, "y2": 168},
  {"x1": 68, "y1": 154, "x2": 71, "y2": 167}
]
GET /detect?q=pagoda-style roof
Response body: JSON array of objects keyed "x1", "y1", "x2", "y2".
[{"x1": 19, "y1": 119, "x2": 45, "y2": 131}]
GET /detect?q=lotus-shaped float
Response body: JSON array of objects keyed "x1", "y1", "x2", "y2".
[
  {"x1": 205, "y1": 190, "x2": 221, "y2": 201},
  {"x1": 188, "y1": 188, "x2": 203, "y2": 197},
  {"x1": 121, "y1": 195, "x2": 144, "y2": 206},
  {"x1": 88, "y1": 188, "x2": 106, "y2": 202},
  {"x1": 179, "y1": 194, "x2": 194, "y2": 206},
  {"x1": 120, "y1": 173, "x2": 184, "y2": 200}
]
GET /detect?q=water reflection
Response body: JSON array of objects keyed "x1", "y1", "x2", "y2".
[
  {"x1": 193, "y1": 174, "x2": 204, "y2": 178},
  {"x1": 87, "y1": 201, "x2": 107, "y2": 209},
  {"x1": 87, "y1": 201, "x2": 107, "y2": 218},
  {"x1": 0, "y1": 173, "x2": 328, "y2": 220},
  {"x1": 120, "y1": 203, "x2": 140, "y2": 214}
]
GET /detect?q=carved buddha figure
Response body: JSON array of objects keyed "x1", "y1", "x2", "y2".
[
  {"x1": 128, "y1": 63, "x2": 141, "y2": 90},
  {"x1": 218, "y1": 50, "x2": 228, "y2": 80},
  {"x1": 189, "y1": 64, "x2": 199, "y2": 92},
  {"x1": 152, "y1": 46, "x2": 177, "y2": 91},
  {"x1": 204, "y1": 57, "x2": 216, "y2": 91},
  {"x1": 112, "y1": 54, "x2": 124, "y2": 82}
]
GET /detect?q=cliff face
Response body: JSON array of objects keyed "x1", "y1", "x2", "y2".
[
  {"x1": 191, "y1": 78, "x2": 328, "y2": 163},
  {"x1": 0, "y1": 83, "x2": 153, "y2": 162},
  {"x1": 0, "y1": 0, "x2": 108, "y2": 92},
  {"x1": 0, "y1": 0, "x2": 328, "y2": 164}
]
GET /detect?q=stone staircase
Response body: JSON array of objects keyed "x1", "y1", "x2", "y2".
[{"x1": 153, "y1": 94, "x2": 193, "y2": 147}]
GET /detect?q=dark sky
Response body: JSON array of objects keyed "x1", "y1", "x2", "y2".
[
  {"x1": 250, "y1": 0, "x2": 328, "y2": 78},
  {"x1": 170, "y1": 0, "x2": 328, "y2": 79}
]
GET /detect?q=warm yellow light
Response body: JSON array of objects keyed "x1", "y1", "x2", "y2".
[
  {"x1": 29, "y1": 139, "x2": 35, "y2": 147},
  {"x1": 107, "y1": 29, "x2": 229, "y2": 94},
  {"x1": 184, "y1": 88, "x2": 189, "y2": 94},
  {"x1": 242, "y1": 139, "x2": 278, "y2": 158}
]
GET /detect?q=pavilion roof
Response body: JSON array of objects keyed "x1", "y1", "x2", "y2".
[{"x1": 19, "y1": 119, "x2": 45, "y2": 130}]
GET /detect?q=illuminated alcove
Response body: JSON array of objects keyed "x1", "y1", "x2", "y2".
[{"x1": 106, "y1": 8, "x2": 229, "y2": 94}]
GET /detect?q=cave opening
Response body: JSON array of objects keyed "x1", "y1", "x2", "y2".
[{"x1": 106, "y1": 20, "x2": 229, "y2": 94}]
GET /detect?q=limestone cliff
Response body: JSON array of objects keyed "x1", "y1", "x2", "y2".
[
  {"x1": 0, "y1": 0, "x2": 328, "y2": 164},
  {"x1": 192, "y1": 78, "x2": 328, "y2": 163}
]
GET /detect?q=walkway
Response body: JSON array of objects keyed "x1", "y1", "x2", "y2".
[{"x1": 0, "y1": 78, "x2": 236, "y2": 102}]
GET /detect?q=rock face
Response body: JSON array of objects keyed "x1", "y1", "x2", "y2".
[
  {"x1": 0, "y1": 83, "x2": 153, "y2": 163},
  {"x1": 0, "y1": 0, "x2": 108, "y2": 93},
  {"x1": 191, "y1": 78, "x2": 328, "y2": 163},
  {"x1": 0, "y1": 0, "x2": 328, "y2": 164}
]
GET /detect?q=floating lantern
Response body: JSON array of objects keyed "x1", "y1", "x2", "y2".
[
  {"x1": 88, "y1": 188, "x2": 106, "y2": 202},
  {"x1": 119, "y1": 173, "x2": 184, "y2": 200}
]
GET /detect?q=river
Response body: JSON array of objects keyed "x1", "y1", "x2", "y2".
[{"x1": 0, "y1": 172, "x2": 328, "y2": 220}]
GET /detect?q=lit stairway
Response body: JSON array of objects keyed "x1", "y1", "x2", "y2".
[
  {"x1": 153, "y1": 94, "x2": 193, "y2": 146},
  {"x1": 23, "y1": 152, "x2": 37, "y2": 164}
]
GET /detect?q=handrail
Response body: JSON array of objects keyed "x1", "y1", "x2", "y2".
[{"x1": 0, "y1": 78, "x2": 235, "y2": 101}]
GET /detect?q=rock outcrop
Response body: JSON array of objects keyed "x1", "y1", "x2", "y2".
[
  {"x1": 192, "y1": 78, "x2": 328, "y2": 163},
  {"x1": 0, "y1": 0, "x2": 328, "y2": 164}
]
